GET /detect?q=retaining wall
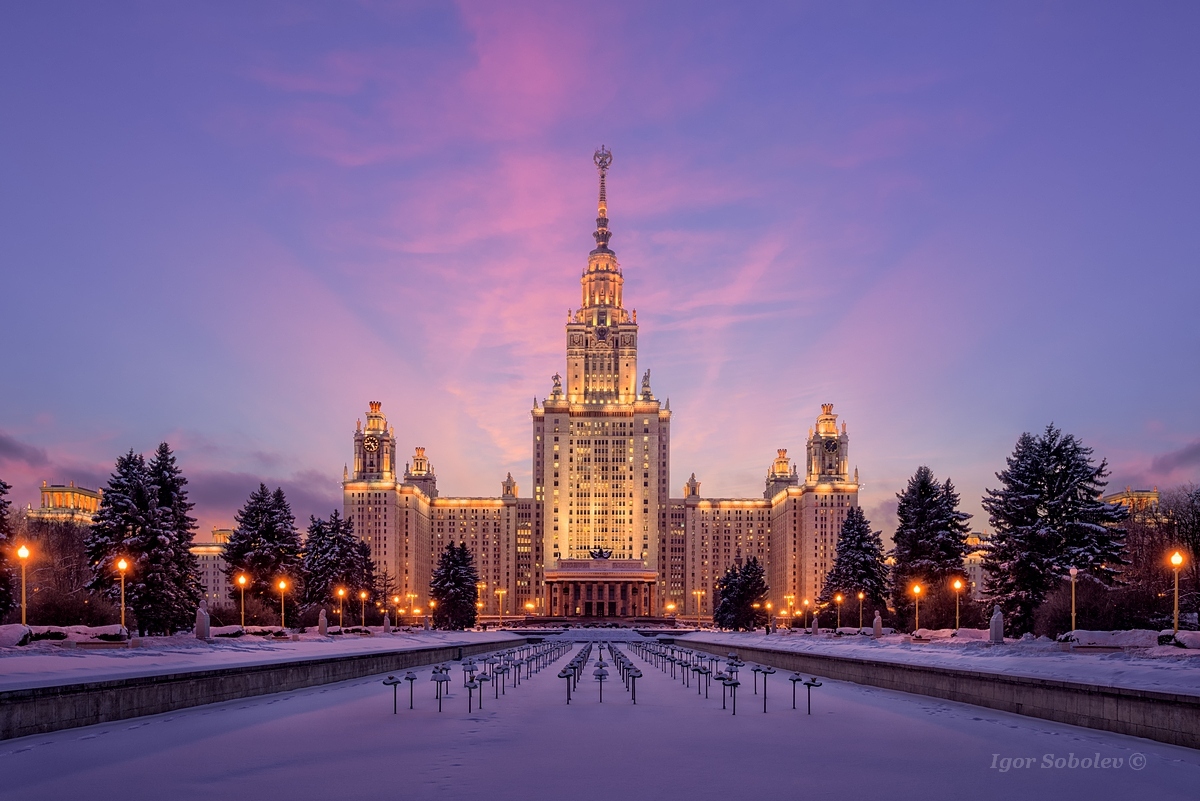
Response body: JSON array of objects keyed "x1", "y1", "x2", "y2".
[
  {"x1": 680, "y1": 638, "x2": 1199, "y2": 750},
  {"x1": 0, "y1": 636, "x2": 525, "y2": 741}
]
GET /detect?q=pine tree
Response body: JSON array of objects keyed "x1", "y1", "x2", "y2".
[
  {"x1": 223, "y1": 484, "x2": 304, "y2": 622},
  {"x1": 302, "y1": 510, "x2": 374, "y2": 608},
  {"x1": 890, "y1": 466, "x2": 972, "y2": 629},
  {"x1": 429, "y1": 542, "x2": 479, "y2": 630},
  {"x1": 147, "y1": 443, "x2": 203, "y2": 623},
  {"x1": 0, "y1": 478, "x2": 15, "y2": 619},
  {"x1": 982, "y1": 425, "x2": 1127, "y2": 634},
  {"x1": 86, "y1": 449, "x2": 196, "y2": 634},
  {"x1": 713, "y1": 557, "x2": 769, "y2": 630},
  {"x1": 819, "y1": 507, "x2": 889, "y2": 623}
]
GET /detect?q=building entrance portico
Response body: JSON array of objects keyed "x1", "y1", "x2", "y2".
[{"x1": 544, "y1": 558, "x2": 659, "y2": 618}]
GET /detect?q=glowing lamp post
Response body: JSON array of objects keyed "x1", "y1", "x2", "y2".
[
  {"x1": 360, "y1": 591, "x2": 368, "y2": 628},
  {"x1": 952, "y1": 579, "x2": 963, "y2": 630},
  {"x1": 1171, "y1": 551, "x2": 1185, "y2": 634},
  {"x1": 911, "y1": 584, "x2": 922, "y2": 632},
  {"x1": 834, "y1": 595, "x2": 843, "y2": 630},
  {"x1": 693, "y1": 589, "x2": 706, "y2": 628},
  {"x1": 666, "y1": 602, "x2": 676, "y2": 619},
  {"x1": 278, "y1": 579, "x2": 288, "y2": 629},
  {"x1": 525, "y1": 601, "x2": 535, "y2": 616},
  {"x1": 336, "y1": 588, "x2": 346, "y2": 627},
  {"x1": 17, "y1": 545, "x2": 30, "y2": 626},
  {"x1": 802, "y1": 598, "x2": 810, "y2": 629},
  {"x1": 857, "y1": 591, "x2": 865, "y2": 630},
  {"x1": 393, "y1": 595, "x2": 401, "y2": 624},
  {"x1": 117, "y1": 558, "x2": 129, "y2": 633},
  {"x1": 237, "y1": 574, "x2": 248, "y2": 628},
  {"x1": 495, "y1": 589, "x2": 507, "y2": 626},
  {"x1": 1069, "y1": 567, "x2": 1078, "y2": 631}
]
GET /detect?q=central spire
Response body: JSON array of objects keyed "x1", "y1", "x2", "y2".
[{"x1": 592, "y1": 145, "x2": 613, "y2": 253}]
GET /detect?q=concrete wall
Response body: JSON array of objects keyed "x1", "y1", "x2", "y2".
[
  {"x1": 0, "y1": 637, "x2": 525, "y2": 741},
  {"x1": 680, "y1": 638, "x2": 1200, "y2": 750}
]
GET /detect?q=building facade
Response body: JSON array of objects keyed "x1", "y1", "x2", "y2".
[
  {"x1": 27, "y1": 481, "x2": 102, "y2": 524},
  {"x1": 343, "y1": 150, "x2": 859, "y2": 619},
  {"x1": 192, "y1": 528, "x2": 233, "y2": 606}
]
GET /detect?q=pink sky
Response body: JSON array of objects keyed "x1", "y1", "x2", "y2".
[{"x1": 1, "y1": 2, "x2": 1198, "y2": 540}]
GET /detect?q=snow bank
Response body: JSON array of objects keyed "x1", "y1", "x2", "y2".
[
  {"x1": 1068, "y1": 630, "x2": 1160, "y2": 648},
  {"x1": 678, "y1": 630, "x2": 1200, "y2": 697},
  {"x1": 0, "y1": 624, "x2": 31, "y2": 647},
  {"x1": 953, "y1": 628, "x2": 989, "y2": 641}
]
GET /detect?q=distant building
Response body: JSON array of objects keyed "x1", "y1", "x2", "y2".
[
  {"x1": 27, "y1": 480, "x2": 102, "y2": 524},
  {"x1": 191, "y1": 528, "x2": 232, "y2": 605},
  {"x1": 1103, "y1": 487, "x2": 1160, "y2": 517},
  {"x1": 964, "y1": 532, "x2": 990, "y2": 600}
]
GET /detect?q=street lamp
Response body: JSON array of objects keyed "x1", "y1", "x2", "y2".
[
  {"x1": 857, "y1": 591, "x2": 865, "y2": 630},
  {"x1": 911, "y1": 584, "x2": 922, "y2": 632},
  {"x1": 360, "y1": 590, "x2": 368, "y2": 628},
  {"x1": 495, "y1": 589, "x2": 507, "y2": 626},
  {"x1": 429, "y1": 599, "x2": 437, "y2": 627},
  {"x1": 336, "y1": 588, "x2": 346, "y2": 627},
  {"x1": 1069, "y1": 567, "x2": 1078, "y2": 631},
  {"x1": 1176, "y1": 551, "x2": 1185, "y2": 633},
  {"x1": 393, "y1": 595, "x2": 401, "y2": 625},
  {"x1": 834, "y1": 595, "x2": 842, "y2": 630},
  {"x1": 117, "y1": 558, "x2": 129, "y2": 633},
  {"x1": 237, "y1": 574, "x2": 248, "y2": 628},
  {"x1": 952, "y1": 579, "x2": 963, "y2": 630},
  {"x1": 666, "y1": 601, "x2": 676, "y2": 619},
  {"x1": 802, "y1": 598, "x2": 810, "y2": 629},
  {"x1": 692, "y1": 589, "x2": 706, "y2": 628},
  {"x1": 525, "y1": 601, "x2": 535, "y2": 616},
  {"x1": 16, "y1": 545, "x2": 29, "y2": 626},
  {"x1": 278, "y1": 579, "x2": 288, "y2": 628}
]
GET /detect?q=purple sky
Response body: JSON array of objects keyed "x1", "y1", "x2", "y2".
[{"x1": 2, "y1": 2, "x2": 1198, "y2": 541}]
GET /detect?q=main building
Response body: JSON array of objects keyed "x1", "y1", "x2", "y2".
[{"x1": 343, "y1": 149, "x2": 859, "y2": 622}]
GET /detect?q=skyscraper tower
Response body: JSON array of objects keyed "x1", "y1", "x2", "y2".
[{"x1": 536, "y1": 148, "x2": 669, "y2": 615}]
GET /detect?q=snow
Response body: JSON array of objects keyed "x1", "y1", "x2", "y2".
[
  {"x1": 676, "y1": 631, "x2": 1200, "y2": 697},
  {"x1": 2, "y1": 641, "x2": 1197, "y2": 801},
  {"x1": 0, "y1": 630, "x2": 522, "y2": 693}
]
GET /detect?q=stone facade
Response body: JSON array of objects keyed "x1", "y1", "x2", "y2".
[{"x1": 343, "y1": 152, "x2": 859, "y2": 618}]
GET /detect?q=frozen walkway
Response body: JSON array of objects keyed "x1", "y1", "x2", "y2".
[{"x1": 2, "y1": 643, "x2": 1197, "y2": 801}]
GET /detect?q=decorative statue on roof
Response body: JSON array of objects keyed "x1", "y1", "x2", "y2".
[
  {"x1": 641, "y1": 369, "x2": 653, "y2": 399},
  {"x1": 551, "y1": 373, "x2": 563, "y2": 396}
]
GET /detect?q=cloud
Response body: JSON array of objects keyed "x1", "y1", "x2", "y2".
[
  {"x1": 1149, "y1": 441, "x2": 1200, "y2": 477},
  {"x1": 0, "y1": 432, "x2": 49, "y2": 467}
]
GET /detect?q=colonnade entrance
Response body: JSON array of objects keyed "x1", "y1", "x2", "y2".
[{"x1": 544, "y1": 558, "x2": 659, "y2": 618}]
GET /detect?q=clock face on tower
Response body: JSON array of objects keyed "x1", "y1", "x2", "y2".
[
  {"x1": 823, "y1": 439, "x2": 839, "y2": 454},
  {"x1": 363, "y1": 436, "x2": 380, "y2": 453}
]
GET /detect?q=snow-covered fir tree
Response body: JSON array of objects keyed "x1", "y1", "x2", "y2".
[
  {"x1": 86, "y1": 449, "x2": 199, "y2": 634},
  {"x1": 890, "y1": 466, "x2": 972, "y2": 630},
  {"x1": 0, "y1": 478, "x2": 15, "y2": 618},
  {"x1": 301, "y1": 510, "x2": 374, "y2": 607},
  {"x1": 147, "y1": 443, "x2": 203, "y2": 623},
  {"x1": 818, "y1": 506, "x2": 889, "y2": 621},
  {"x1": 982, "y1": 425, "x2": 1127, "y2": 634},
  {"x1": 429, "y1": 542, "x2": 479, "y2": 630},
  {"x1": 713, "y1": 557, "x2": 769, "y2": 630},
  {"x1": 223, "y1": 484, "x2": 305, "y2": 620}
]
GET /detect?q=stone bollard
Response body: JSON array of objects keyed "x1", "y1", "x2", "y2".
[
  {"x1": 194, "y1": 600, "x2": 211, "y2": 640},
  {"x1": 989, "y1": 605, "x2": 1005, "y2": 644}
]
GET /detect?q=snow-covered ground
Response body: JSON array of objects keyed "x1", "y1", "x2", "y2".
[
  {"x1": 1, "y1": 642, "x2": 1196, "y2": 801},
  {"x1": 677, "y1": 631, "x2": 1200, "y2": 697},
  {"x1": 0, "y1": 630, "x2": 522, "y2": 692}
]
